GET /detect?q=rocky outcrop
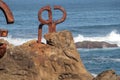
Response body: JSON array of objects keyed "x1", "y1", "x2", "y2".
[
  {"x1": 0, "y1": 39, "x2": 13, "y2": 58},
  {"x1": 75, "y1": 41, "x2": 118, "y2": 48},
  {"x1": 0, "y1": 30, "x2": 93, "y2": 80},
  {"x1": 0, "y1": 43, "x2": 6, "y2": 58},
  {"x1": 93, "y1": 70, "x2": 120, "y2": 80}
]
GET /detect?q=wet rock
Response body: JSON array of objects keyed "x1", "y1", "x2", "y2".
[
  {"x1": 0, "y1": 30, "x2": 93, "y2": 80},
  {"x1": 75, "y1": 41, "x2": 118, "y2": 48},
  {"x1": 93, "y1": 70, "x2": 120, "y2": 80}
]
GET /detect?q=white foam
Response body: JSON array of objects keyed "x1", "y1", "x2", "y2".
[
  {"x1": 0, "y1": 36, "x2": 46, "y2": 46},
  {"x1": 78, "y1": 47, "x2": 120, "y2": 52},
  {"x1": 110, "y1": 58, "x2": 120, "y2": 62},
  {"x1": 94, "y1": 57, "x2": 120, "y2": 63},
  {"x1": 91, "y1": 73, "x2": 97, "y2": 77},
  {"x1": 1, "y1": 30, "x2": 120, "y2": 46},
  {"x1": 74, "y1": 30, "x2": 120, "y2": 47}
]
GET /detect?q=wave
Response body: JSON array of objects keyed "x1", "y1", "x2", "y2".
[
  {"x1": 74, "y1": 30, "x2": 120, "y2": 47},
  {"x1": 94, "y1": 57, "x2": 120, "y2": 63},
  {"x1": 77, "y1": 47, "x2": 120, "y2": 52},
  {"x1": 110, "y1": 58, "x2": 120, "y2": 62},
  {"x1": 0, "y1": 36, "x2": 46, "y2": 46},
  {"x1": 1, "y1": 30, "x2": 120, "y2": 46},
  {"x1": 91, "y1": 73, "x2": 97, "y2": 77}
]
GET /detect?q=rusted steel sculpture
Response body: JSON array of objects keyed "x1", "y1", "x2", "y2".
[
  {"x1": 0, "y1": 0, "x2": 14, "y2": 58},
  {"x1": 0, "y1": 43, "x2": 7, "y2": 58},
  {"x1": 37, "y1": 5, "x2": 67, "y2": 43}
]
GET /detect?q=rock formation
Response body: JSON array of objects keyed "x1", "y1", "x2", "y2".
[
  {"x1": 0, "y1": 39, "x2": 13, "y2": 58},
  {"x1": 0, "y1": 30, "x2": 93, "y2": 80},
  {"x1": 75, "y1": 41, "x2": 118, "y2": 49},
  {"x1": 93, "y1": 70, "x2": 120, "y2": 80}
]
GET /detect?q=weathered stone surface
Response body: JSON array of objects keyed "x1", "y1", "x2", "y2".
[
  {"x1": 75, "y1": 41, "x2": 118, "y2": 48},
  {"x1": 118, "y1": 76, "x2": 120, "y2": 80},
  {"x1": 0, "y1": 39, "x2": 13, "y2": 58},
  {"x1": 0, "y1": 30, "x2": 93, "y2": 80},
  {"x1": 93, "y1": 70, "x2": 120, "y2": 80}
]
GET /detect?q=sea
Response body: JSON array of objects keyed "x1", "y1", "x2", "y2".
[{"x1": 0, "y1": 0, "x2": 120, "y2": 76}]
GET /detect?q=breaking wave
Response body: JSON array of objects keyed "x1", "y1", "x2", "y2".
[
  {"x1": 99, "y1": 57, "x2": 120, "y2": 63},
  {"x1": 1, "y1": 30, "x2": 120, "y2": 46},
  {"x1": 0, "y1": 36, "x2": 46, "y2": 46},
  {"x1": 74, "y1": 30, "x2": 120, "y2": 47},
  {"x1": 91, "y1": 73, "x2": 97, "y2": 77}
]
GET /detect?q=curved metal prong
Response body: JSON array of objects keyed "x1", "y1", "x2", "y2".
[
  {"x1": 37, "y1": 24, "x2": 44, "y2": 43},
  {"x1": 54, "y1": 5, "x2": 67, "y2": 24},
  {"x1": 38, "y1": 5, "x2": 52, "y2": 24},
  {"x1": 0, "y1": 43, "x2": 6, "y2": 58},
  {"x1": 0, "y1": 0, "x2": 14, "y2": 24}
]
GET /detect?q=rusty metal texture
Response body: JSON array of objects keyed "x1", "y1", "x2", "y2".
[
  {"x1": 0, "y1": 0, "x2": 14, "y2": 37},
  {"x1": 37, "y1": 24, "x2": 44, "y2": 43},
  {"x1": 0, "y1": 0, "x2": 14, "y2": 24},
  {"x1": 0, "y1": 0, "x2": 14, "y2": 58},
  {"x1": 37, "y1": 5, "x2": 67, "y2": 43},
  {"x1": 0, "y1": 29, "x2": 8, "y2": 37},
  {"x1": 0, "y1": 43, "x2": 6, "y2": 58}
]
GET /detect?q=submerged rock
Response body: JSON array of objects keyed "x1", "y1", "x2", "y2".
[
  {"x1": 75, "y1": 41, "x2": 118, "y2": 48},
  {"x1": 0, "y1": 30, "x2": 93, "y2": 80}
]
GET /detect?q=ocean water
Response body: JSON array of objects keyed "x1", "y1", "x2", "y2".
[{"x1": 0, "y1": 0, "x2": 120, "y2": 75}]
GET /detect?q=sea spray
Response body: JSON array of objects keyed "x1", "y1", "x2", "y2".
[
  {"x1": 74, "y1": 30, "x2": 120, "y2": 47},
  {"x1": 0, "y1": 36, "x2": 46, "y2": 46},
  {"x1": 1, "y1": 30, "x2": 120, "y2": 46}
]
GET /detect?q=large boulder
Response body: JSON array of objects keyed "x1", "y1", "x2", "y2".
[
  {"x1": 93, "y1": 70, "x2": 120, "y2": 80},
  {"x1": 0, "y1": 30, "x2": 93, "y2": 80},
  {"x1": 75, "y1": 41, "x2": 118, "y2": 48}
]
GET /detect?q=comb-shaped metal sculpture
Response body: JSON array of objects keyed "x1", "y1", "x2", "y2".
[{"x1": 37, "y1": 5, "x2": 67, "y2": 43}]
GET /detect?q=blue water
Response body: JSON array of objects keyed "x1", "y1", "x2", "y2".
[
  {"x1": 79, "y1": 48, "x2": 120, "y2": 75},
  {"x1": 0, "y1": 0, "x2": 120, "y2": 75}
]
